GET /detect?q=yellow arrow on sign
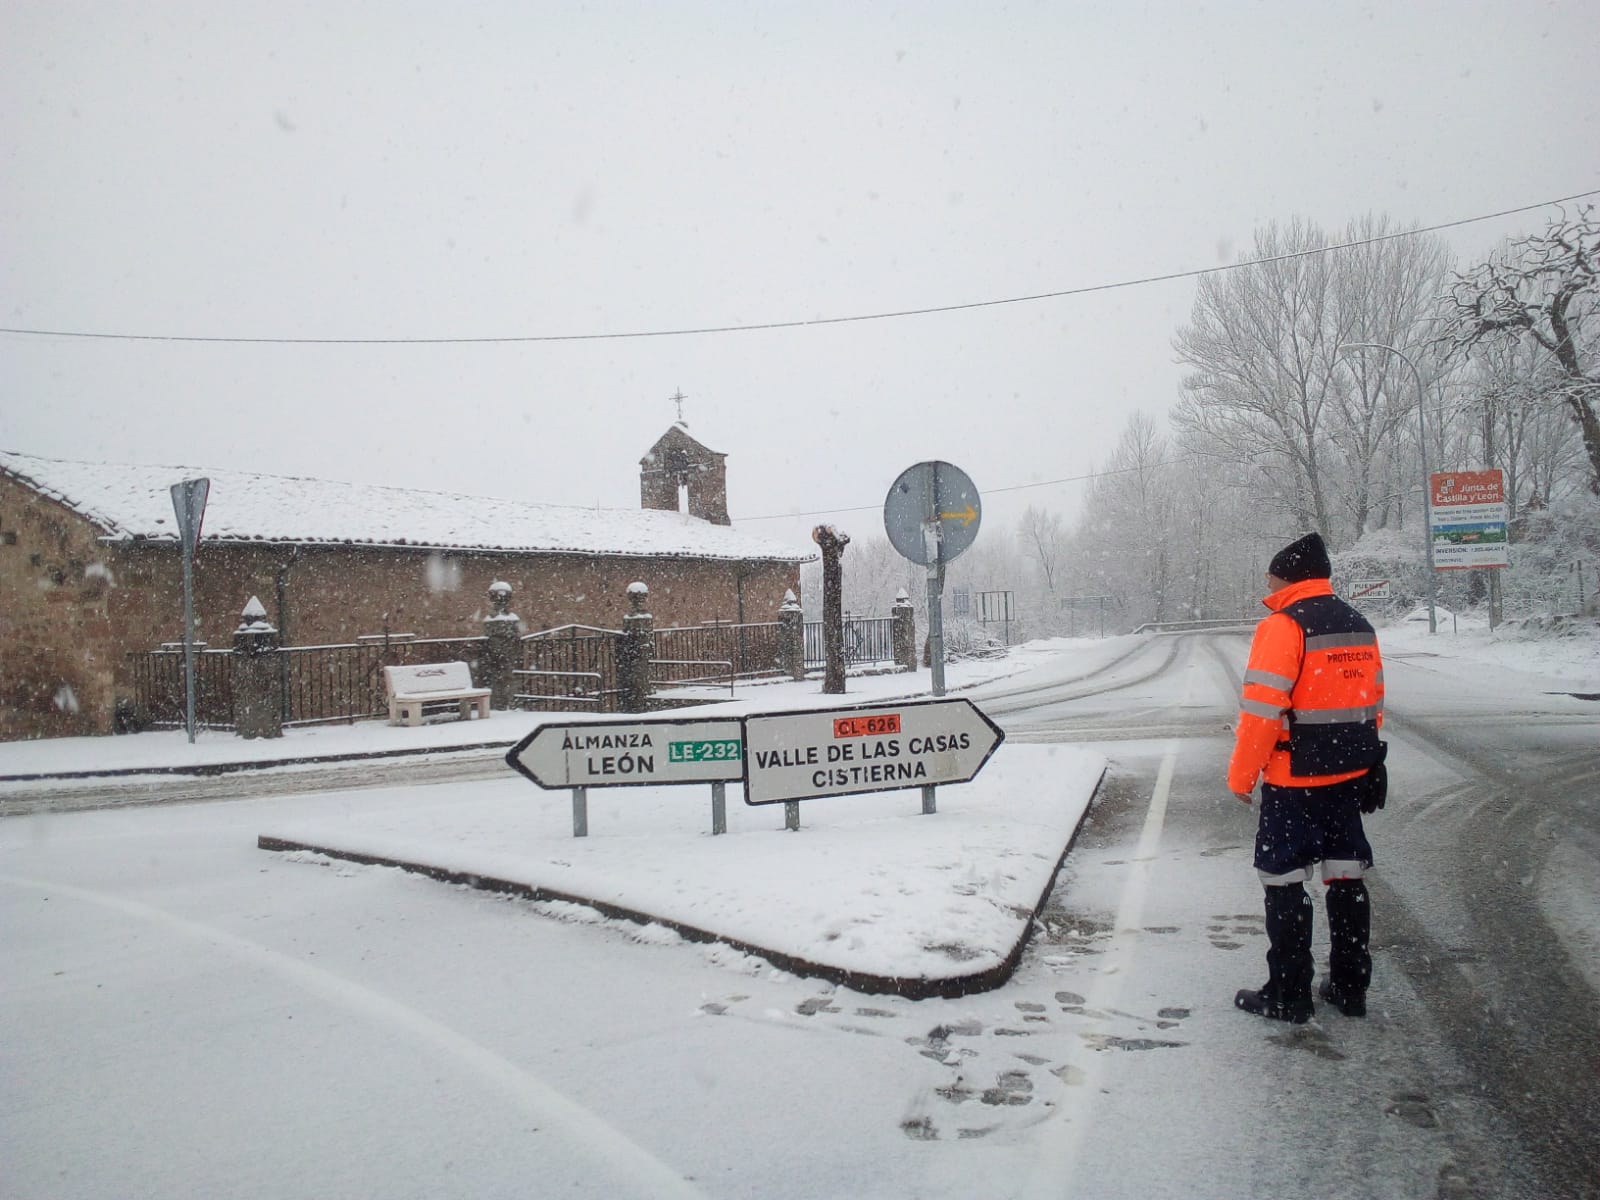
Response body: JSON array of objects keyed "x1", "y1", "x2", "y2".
[{"x1": 939, "y1": 504, "x2": 978, "y2": 526}]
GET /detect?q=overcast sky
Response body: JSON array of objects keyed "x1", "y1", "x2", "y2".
[{"x1": 4, "y1": 1, "x2": 1597, "y2": 555}]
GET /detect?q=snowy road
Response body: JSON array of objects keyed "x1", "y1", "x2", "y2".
[
  {"x1": 981, "y1": 631, "x2": 1597, "y2": 1198},
  {"x1": 4, "y1": 633, "x2": 1596, "y2": 1199}
]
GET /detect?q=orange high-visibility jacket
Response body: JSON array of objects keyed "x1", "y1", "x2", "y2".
[{"x1": 1228, "y1": 577, "x2": 1385, "y2": 793}]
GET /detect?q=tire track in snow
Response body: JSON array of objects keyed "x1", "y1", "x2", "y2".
[
  {"x1": 0, "y1": 871, "x2": 706, "y2": 1200},
  {"x1": 972, "y1": 635, "x2": 1180, "y2": 715}
]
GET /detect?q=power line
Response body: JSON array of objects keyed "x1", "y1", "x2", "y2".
[
  {"x1": 3, "y1": 189, "x2": 1595, "y2": 347},
  {"x1": 738, "y1": 459, "x2": 1192, "y2": 523}
]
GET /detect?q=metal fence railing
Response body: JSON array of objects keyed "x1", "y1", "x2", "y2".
[
  {"x1": 517, "y1": 625, "x2": 621, "y2": 712},
  {"x1": 128, "y1": 612, "x2": 906, "y2": 730},
  {"x1": 281, "y1": 636, "x2": 487, "y2": 726},
  {"x1": 654, "y1": 621, "x2": 785, "y2": 681},
  {"x1": 127, "y1": 646, "x2": 236, "y2": 731},
  {"x1": 803, "y1": 616, "x2": 896, "y2": 672},
  {"x1": 128, "y1": 635, "x2": 488, "y2": 729},
  {"x1": 279, "y1": 642, "x2": 386, "y2": 726}
]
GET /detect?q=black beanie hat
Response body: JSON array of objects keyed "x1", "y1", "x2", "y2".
[{"x1": 1269, "y1": 532, "x2": 1332, "y2": 583}]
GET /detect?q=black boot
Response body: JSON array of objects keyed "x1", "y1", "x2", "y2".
[
  {"x1": 1235, "y1": 883, "x2": 1314, "y2": 1023},
  {"x1": 1321, "y1": 879, "x2": 1371, "y2": 1017}
]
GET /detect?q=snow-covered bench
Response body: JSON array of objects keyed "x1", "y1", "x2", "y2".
[{"x1": 384, "y1": 662, "x2": 491, "y2": 727}]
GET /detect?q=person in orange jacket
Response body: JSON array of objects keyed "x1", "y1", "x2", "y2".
[{"x1": 1229, "y1": 532, "x2": 1386, "y2": 1023}]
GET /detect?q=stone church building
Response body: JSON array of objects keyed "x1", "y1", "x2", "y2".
[{"x1": 0, "y1": 425, "x2": 810, "y2": 740}]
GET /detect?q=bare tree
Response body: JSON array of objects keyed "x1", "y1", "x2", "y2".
[
  {"x1": 802, "y1": 534, "x2": 913, "y2": 621},
  {"x1": 1018, "y1": 505, "x2": 1069, "y2": 593},
  {"x1": 1174, "y1": 215, "x2": 1453, "y2": 546},
  {"x1": 1439, "y1": 206, "x2": 1600, "y2": 493},
  {"x1": 1174, "y1": 218, "x2": 1341, "y2": 536},
  {"x1": 1073, "y1": 413, "x2": 1180, "y2": 626}
]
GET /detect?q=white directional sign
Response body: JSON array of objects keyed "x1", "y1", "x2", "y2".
[
  {"x1": 507, "y1": 718, "x2": 744, "y2": 790},
  {"x1": 742, "y1": 698, "x2": 1004, "y2": 806}
]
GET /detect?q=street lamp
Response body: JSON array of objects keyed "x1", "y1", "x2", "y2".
[{"x1": 1338, "y1": 341, "x2": 1438, "y2": 634}]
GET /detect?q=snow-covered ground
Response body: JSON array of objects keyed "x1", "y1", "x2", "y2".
[
  {"x1": 4, "y1": 615, "x2": 1597, "y2": 1199},
  {"x1": 1380, "y1": 605, "x2": 1600, "y2": 693},
  {"x1": 3, "y1": 651, "x2": 1105, "y2": 993}
]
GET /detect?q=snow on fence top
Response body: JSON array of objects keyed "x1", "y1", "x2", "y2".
[{"x1": 1, "y1": 450, "x2": 814, "y2": 564}]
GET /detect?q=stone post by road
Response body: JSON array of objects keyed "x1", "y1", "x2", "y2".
[
  {"x1": 481, "y1": 580, "x2": 522, "y2": 709},
  {"x1": 618, "y1": 581, "x2": 653, "y2": 713},
  {"x1": 232, "y1": 596, "x2": 283, "y2": 739},
  {"x1": 892, "y1": 588, "x2": 917, "y2": 672},
  {"x1": 779, "y1": 589, "x2": 806, "y2": 681}
]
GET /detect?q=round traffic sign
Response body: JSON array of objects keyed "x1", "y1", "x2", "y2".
[{"x1": 883, "y1": 461, "x2": 982, "y2": 565}]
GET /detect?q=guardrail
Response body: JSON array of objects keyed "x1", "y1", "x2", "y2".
[{"x1": 1132, "y1": 618, "x2": 1254, "y2": 634}]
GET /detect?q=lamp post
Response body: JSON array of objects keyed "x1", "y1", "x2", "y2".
[{"x1": 1338, "y1": 342, "x2": 1438, "y2": 634}]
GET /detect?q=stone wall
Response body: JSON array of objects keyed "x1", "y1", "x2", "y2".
[
  {"x1": 217, "y1": 545, "x2": 797, "y2": 647},
  {"x1": 0, "y1": 471, "x2": 801, "y2": 739},
  {"x1": 0, "y1": 474, "x2": 125, "y2": 740}
]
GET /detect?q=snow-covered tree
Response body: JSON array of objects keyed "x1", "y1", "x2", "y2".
[
  {"x1": 1439, "y1": 205, "x2": 1600, "y2": 493},
  {"x1": 1450, "y1": 341, "x2": 1590, "y2": 514}
]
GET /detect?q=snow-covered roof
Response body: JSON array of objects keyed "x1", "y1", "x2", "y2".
[{"x1": 0, "y1": 449, "x2": 814, "y2": 564}]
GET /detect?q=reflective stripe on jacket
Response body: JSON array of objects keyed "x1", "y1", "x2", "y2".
[{"x1": 1227, "y1": 577, "x2": 1386, "y2": 793}]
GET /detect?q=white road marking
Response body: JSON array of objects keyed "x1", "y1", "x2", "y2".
[{"x1": 1018, "y1": 655, "x2": 1201, "y2": 1199}]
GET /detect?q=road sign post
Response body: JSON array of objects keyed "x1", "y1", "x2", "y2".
[
  {"x1": 884, "y1": 462, "x2": 982, "y2": 697},
  {"x1": 742, "y1": 697, "x2": 1004, "y2": 816},
  {"x1": 169, "y1": 478, "x2": 210, "y2": 744},
  {"x1": 506, "y1": 717, "x2": 744, "y2": 836}
]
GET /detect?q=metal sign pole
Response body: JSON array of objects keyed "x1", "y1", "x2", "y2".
[
  {"x1": 925, "y1": 463, "x2": 947, "y2": 697},
  {"x1": 572, "y1": 786, "x2": 588, "y2": 837},
  {"x1": 181, "y1": 546, "x2": 197, "y2": 743},
  {"x1": 883, "y1": 460, "x2": 980, "y2": 700},
  {"x1": 169, "y1": 478, "x2": 209, "y2": 745},
  {"x1": 926, "y1": 564, "x2": 945, "y2": 696},
  {"x1": 711, "y1": 781, "x2": 727, "y2": 836}
]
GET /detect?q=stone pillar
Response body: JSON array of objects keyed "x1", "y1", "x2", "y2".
[
  {"x1": 779, "y1": 590, "x2": 806, "y2": 681},
  {"x1": 892, "y1": 588, "x2": 917, "y2": 671},
  {"x1": 481, "y1": 580, "x2": 521, "y2": 709},
  {"x1": 233, "y1": 596, "x2": 283, "y2": 740},
  {"x1": 618, "y1": 581, "x2": 653, "y2": 713}
]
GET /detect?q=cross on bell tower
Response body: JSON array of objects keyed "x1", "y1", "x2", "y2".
[{"x1": 670, "y1": 388, "x2": 687, "y2": 426}]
